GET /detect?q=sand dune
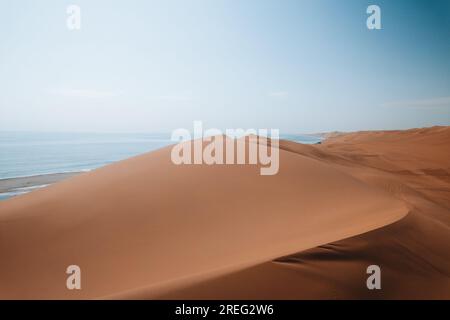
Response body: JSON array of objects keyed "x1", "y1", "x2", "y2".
[
  {"x1": 0, "y1": 128, "x2": 448, "y2": 299},
  {"x1": 140, "y1": 127, "x2": 450, "y2": 300}
]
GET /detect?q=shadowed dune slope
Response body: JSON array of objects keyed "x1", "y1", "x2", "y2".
[{"x1": 0, "y1": 136, "x2": 408, "y2": 299}]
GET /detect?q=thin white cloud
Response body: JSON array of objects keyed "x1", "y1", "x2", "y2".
[
  {"x1": 381, "y1": 96, "x2": 450, "y2": 108},
  {"x1": 268, "y1": 91, "x2": 288, "y2": 98},
  {"x1": 47, "y1": 88, "x2": 121, "y2": 99},
  {"x1": 152, "y1": 95, "x2": 192, "y2": 102}
]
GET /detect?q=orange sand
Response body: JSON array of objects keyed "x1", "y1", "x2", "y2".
[{"x1": 1, "y1": 127, "x2": 449, "y2": 299}]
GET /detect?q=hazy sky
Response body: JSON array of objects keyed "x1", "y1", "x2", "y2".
[{"x1": 1, "y1": 0, "x2": 449, "y2": 133}]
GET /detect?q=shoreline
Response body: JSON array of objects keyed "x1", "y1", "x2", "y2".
[{"x1": 0, "y1": 172, "x2": 82, "y2": 194}]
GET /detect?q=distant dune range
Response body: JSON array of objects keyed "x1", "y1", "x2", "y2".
[{"x1": 0, "y1": 127, "x2": 448, "y2": 299}]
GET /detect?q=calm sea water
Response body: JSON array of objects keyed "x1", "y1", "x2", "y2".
[
  {"x1": 0, "y1": 132, "x2": 172, "y2": 180},
  {"x1": 0, "y1": 132, "x2": 321, "y2": 200}
]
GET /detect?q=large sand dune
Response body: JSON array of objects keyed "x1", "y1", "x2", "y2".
[{"x1": 1, "y1": 127, "x2": 449, "y2": 299}]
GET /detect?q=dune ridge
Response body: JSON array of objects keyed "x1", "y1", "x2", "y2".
[{"x1": 0, "y1": 128, "x2": 448, "y2": 299}]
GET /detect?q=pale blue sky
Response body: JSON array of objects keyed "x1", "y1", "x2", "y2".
[{"x1": 0, "y1": 0, "x2": 449, "y2": 133}]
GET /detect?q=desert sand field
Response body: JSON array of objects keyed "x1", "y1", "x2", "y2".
[{"x1": 0, "y1": 126, "x2": 448, "y2": 299}]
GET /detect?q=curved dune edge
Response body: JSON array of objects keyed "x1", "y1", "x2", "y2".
[
  {"x1": 0, "y1": 136, "x2": 408, "y2": 299},
  {"x1": 105, "y1": 206, "x2": 407, "y2": 300}
]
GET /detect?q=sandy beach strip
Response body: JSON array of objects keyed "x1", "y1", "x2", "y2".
[{"x1": 0, "y1": 172, "x2": 81, "y2": 194}]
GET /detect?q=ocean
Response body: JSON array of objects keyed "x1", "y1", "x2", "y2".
[{"x1": 0, "y1": 132, "x2": 321, "y2": 200}]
